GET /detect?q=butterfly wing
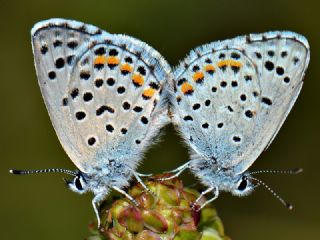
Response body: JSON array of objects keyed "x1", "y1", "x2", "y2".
[
  {"x1": 172, "y1": 31, "x2": 309, "y2": 174},
  {"x1": 32, "y1": 19, "x2": 171, "y2": 172}
]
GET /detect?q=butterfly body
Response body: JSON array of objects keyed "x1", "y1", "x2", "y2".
[
  {"x1": 169, "y1": 31, "x2": 310, "y2": 206},
  {"x1": 29, "y1": 19, "x2": 172, "y2": 224}
]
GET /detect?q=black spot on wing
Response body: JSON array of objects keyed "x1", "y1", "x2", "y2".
[
  {"x1": 94, "y1": 47, "x2": 106, "y2": 55},
  {"x1": 67, "y1": 41, "x2": 78, "y2": 49},
  {"x1": 48, "y1": 71, "x2": 56, "y2": 80},
  {"x1": 265, "y1": 61, "x2": 274, "y2": 71},
  {"x1": 106, "y1": 124, "x2": 114, "y2": 132},
  {"x1": 75, "y1": 111, "x2": 86, "y2": 120},
  {"x1": 41, "y1": 45, "x2": 48, "y2": 54},
  {"x1": 80, "y1": 71, "x2": 90, "y2": 80},
  {"x1": 261, "y1": 97, "x2": 272, "y2": 106},
  {"x1": 109, "y1": 49, "x2": 119, "y2": 56},
  {"x1": 53, "y1": 40, "x2": 62, "y2": 48},
  {"x1": 106, "y1": 78, "x2": 115, "y2": 86},
  {"x1": 55, "y1": 58, "x2": 65, "y2": 69},
  {"x1": 88, "y1": 137, "x2": 96, "y2": 146}
]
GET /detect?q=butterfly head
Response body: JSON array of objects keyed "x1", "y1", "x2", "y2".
[
  {"x1": 230, "y1": 173, "x2": 256, "y2": 197},
  {"x1": 64, "y1": 171, "x2": 89, "y2": 194},
  {"x1": 231, "y1": 168, "x2": 303, "y2": 209}
]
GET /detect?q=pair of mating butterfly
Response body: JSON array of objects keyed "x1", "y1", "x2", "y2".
[{"x1": 10, "y1": 19, "x2": 310, "y2": 226}]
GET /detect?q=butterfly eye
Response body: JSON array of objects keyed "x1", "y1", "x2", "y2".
[
  {"x1": 237, "y1": 177, "x2": 248, "y2": 191},
  {"x1": 74, "y1": 177, "x2": 83, "y2": 190}
]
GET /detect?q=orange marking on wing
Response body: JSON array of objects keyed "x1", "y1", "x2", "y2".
[
  {"x1": 229, "y1": 60, "x2": 242, "y2": 67},
  {"x1": 217, "y1": 60, "x2": 228, "y2": 68},
  {"x1": 181, "y1": 82, "x2": 194, "y2": 95},
  {"x1": 142, "y1": 88, "x2": 156, "y2": 98},
  {"x1": 120, "y1": 63, "x2": 133, "y2": 73},
  {"x1": 217, "y1": 59, "x2": 242, "y2": 68},
  {"x1": 192, "y1": 72, "x2": 204, "y2": 82},
  {"x1": 106, "y1": 56, "x2": 120, "y2": 65},
  {"x1": 132, "y1": 74, "x2": 144, "y2": 86},
  {"x1": 205, "y1": 64, "x2": 215, "y2": 72},
  {"x1": 94, "y1": 56, "x2": 107, "y2": 65}
]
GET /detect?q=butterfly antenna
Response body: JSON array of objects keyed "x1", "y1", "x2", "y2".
[
  {"x1": 249, "y1": 176, "x2": 293, "y2": 210},
  {"x1": 9, "y1": 168, "x2": 77, "y2": 176},
  {"x1": 250, "y1": 168, "x2": 303, "y2": 175}
]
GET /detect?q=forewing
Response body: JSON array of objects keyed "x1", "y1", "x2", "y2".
[
  {"x1": 32, "y1": 19, "x2": 171, "y2": 172},
  {"x1": 172, "y1": 31, "x2": 309, "y2": 174}
]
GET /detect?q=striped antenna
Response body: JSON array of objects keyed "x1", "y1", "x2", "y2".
[
  {"x1": 250, "y1": 168, "x2": 303, "y2": 175},
  {"x1": 9, "y1": 168, "x2": 77, "y2": 176},
  {"x1": 249, "y1": 176, "x2": 293, "y2": 210}
]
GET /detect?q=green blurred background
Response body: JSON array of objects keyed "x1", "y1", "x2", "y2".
[{"x1": 1, "y1": 0, "x2": 319, "y2": 239}]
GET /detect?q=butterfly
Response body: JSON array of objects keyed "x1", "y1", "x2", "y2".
[
  {"x1": 165, "y1": 31, "x2": 310, "y2": 209},
  {"x1": 10, "y1": 18, "x2": 172, "y2": 225}
]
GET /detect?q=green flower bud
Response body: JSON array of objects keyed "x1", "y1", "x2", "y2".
[{"x1": 87, "y1": 176, "x2": 229, "y2": 240}]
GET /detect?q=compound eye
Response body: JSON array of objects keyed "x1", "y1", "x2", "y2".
[
  {"x1": 238, "y1": 177, "x2": 248, "y2": 191},
  {"x1": 74, "y1": 177, "x2": 83, "y2": 190}
]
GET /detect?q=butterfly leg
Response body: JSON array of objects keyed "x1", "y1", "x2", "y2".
[
  {"x1": 136, "y1": 172, "x2": 153, "y2": 177},
  {"x1": 92, "y1": 194, "x2": 105, "y2": 227},
  {"x1": 132, "y1": 171, "x2": 155, "y2": 196},
  {"x1": 160, "y1": 161, "x2": 191, "y2": 181},
  {"x1": 194, "y1": 187, "x2": 219, "y2": 210},
  {"x1": 112, "y1": 186, "x2": 138, "y2": 205},
  {"x1": 165, "y1": 161, "x2": 191, "y2": 173},
  {"x1": 194, "y1": 186, "x2": 215, "y2": 205}
]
